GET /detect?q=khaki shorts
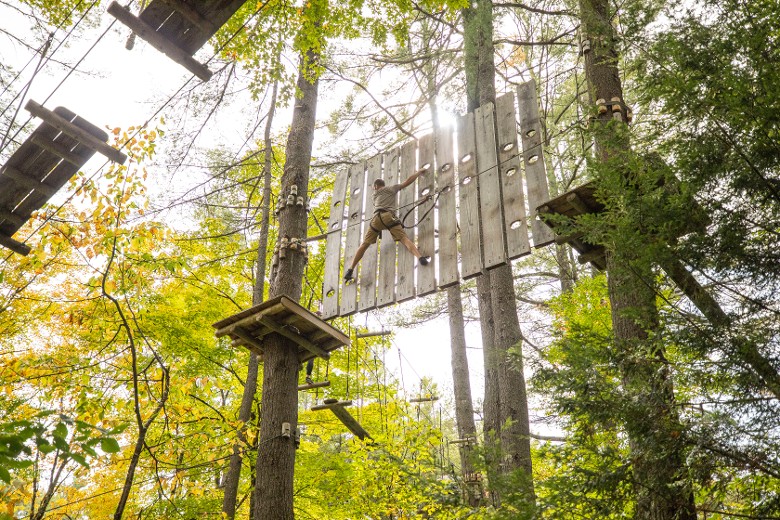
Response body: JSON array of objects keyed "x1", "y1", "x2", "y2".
[{"x1": 363, "y1": 211, "x2": 407, "y2": 244}]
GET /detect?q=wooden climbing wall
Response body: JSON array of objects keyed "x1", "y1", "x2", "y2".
[{"x1": 320, "y1": 84, "x2": 553, "y2": 319}]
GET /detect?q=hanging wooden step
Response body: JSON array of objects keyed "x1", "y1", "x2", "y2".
[
  {"x1": 298, "y1": 380, "x2": 330, "y2": 391},
  {"x1": 311, "y1": 398, "x2": 372, "y2": 441},
  {"x1": 213, "y1": 295, "x2": 350, "y2": 364},
  {"x1": 107, "y1": 0, "x2": 245, "y2": 82},
  {"x1": 0, "y1": 103, "x2": 127, "y2": 256},
  {"x1": 536, "y1": 182, "x2": 607, "y2": 270},
  {"x1": 409, "y1": 395, "x2": 438, "y2": 403}
]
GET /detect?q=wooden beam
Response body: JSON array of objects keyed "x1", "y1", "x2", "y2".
[
  {"x1": 554, "y1": 231, "x2": 584, "y2": 245},
  {"x1": 158, "y1": 0, "x2": 216, "y2": 34},
  {"x1": 231, "y1": 326, "x2": 265, "y2": 352},
  {"x1": 25, "y1": 100, "x2": 127, "y2": 164},
  {"x1": 577, "y1": 248, "x2": 606, "y2": 266},
  {"x1": 256, "y1": 316, "x2": 330, "y2": 360},
  {"x1": 0, "y1": 208, "x2": 26, "y2": 228},
  {"x1": 1, "y1": 166, "x2": 58, "y2": 197},
  {"x1": 297, "y1": 381, "x2": 330, "y2": 391},
  {"x1": 311, "y1": 400, "x2": 371, "y2": 440},
  {"x1": 0, "y1": 233, "x2": 31, "y2": 255},
  {"x1": 311, "y1": 399, "x2": 353, "y2": 411},
  {"x1": 565, "y1": 192, "x2": 591, "y2": 215},
  {"x1": 355, "y1": 330, "x2": 391, "y2": 339},
  {"x1": 30, "y1": 134, "x2": 82, "y2": 166},
  {"x1": 107, "y1": 1, "x2": 213, "y2": 82},
  {"x1": 409, "y1": 396, "x2": 439, "y2": 403}
]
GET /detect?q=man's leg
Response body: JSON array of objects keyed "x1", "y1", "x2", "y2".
[
  {"x1": 305, "y1": 359, "x2": 314, "y2": 385},
  {"x1": 399, "y1": 236, "x2": 422, "y2": 258},
  {"x1": 344, "y1": 240, "x2": 372, "y2": 281}
]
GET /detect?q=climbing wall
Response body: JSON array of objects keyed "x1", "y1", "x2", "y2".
[{"x1": 320, "y1": 82, "x2": 553, "y2": 320}]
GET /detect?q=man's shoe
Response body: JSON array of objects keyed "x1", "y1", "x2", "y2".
[
  {"x1": 343, "y1": 268, "x2": 354, "y2": 282},
  {"x1": 419, "y1": 256, "x2": 430, "y2": 266},
  {"x1": 305, "y1": 376, "x2": 314, "y2": 385}
]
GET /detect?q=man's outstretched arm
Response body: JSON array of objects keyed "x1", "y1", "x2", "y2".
[{"x1": 399, "y1": 166, "x2": 428, "y2": 189}]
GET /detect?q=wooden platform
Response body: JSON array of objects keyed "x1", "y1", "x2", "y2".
[
  {"x1": 536, "y1": 182, "x2": 607, "y2": 269},
  {"x1": 311, "y1": 399, "x2": 372, "y2": 441},
  {"x1": 0, "y1": 103, "x2": 126, "y2": 256},
  {"x1": 108, "y1": 0, "x2": 246, "y2": 81},
  {"x1": 213, "y1": 295, "x2": 350, "y2": 363}
]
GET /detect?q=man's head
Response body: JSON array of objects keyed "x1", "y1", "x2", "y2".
[{"x1": 373, "y1": 179, "x2": 386, "y2": 190}]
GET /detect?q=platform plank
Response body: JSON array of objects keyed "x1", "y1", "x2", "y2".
[
  {"x1": 214, "y1": 295, "x2": 350, "y2": 364},
  {"x1": 536, "y1": 182, "x2": 606, "y2": 269},
  {"x1": 321, "y1": 166, "x2": 350, "y2": 319},
  {"x1": 340, "y1": 162, "x2": 366, "y2": 316},
  {"x1": 456, "y1": 112, "x2": 483, "y2": 279},
  {"x1": 496, "y1": 92, "x2": 531, "y2": 260},
  {"x1": 435, "y1": 124, "x2": 459, "y2": 288},
  {"x1": 0, "y1": 107, "x2": 108, "y2": 254},
  {"x1": 475, "y1": 102, "x2": 506, "y2": 269},
  {"x1": 377, "y1": 147, "x2": 400, "y2": 308},
  {"x1": 396, "y1": 141, "x2": 417, "y2": 302},
  {"x1": 416, "y1": 133, "x2": 436, "y2": 296},
  {"x1": 358, "y1": 154, "x2": 382, "y2": 312},
  {"x1": 517, "y1": 80, "x2": 555, "y2": 248}
]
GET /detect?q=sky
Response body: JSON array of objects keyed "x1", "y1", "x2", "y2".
[{"x1": 1, "y1": 1, "x2": 557, "y2": 438}]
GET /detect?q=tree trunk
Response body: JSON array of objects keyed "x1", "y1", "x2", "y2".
[
  {"x1": 221, "y1": 75, "x2": 279, "y2": 520},
  {"x1": 579, "y1": 0, "x2": 696, "y2": 517},
  {"x1": 463, "y1": 0, "x2": 534, "y2": 499},
  {"x1": 446, "y1": 286, "x2": 482, "y2": 505},
  {"x1": 253, "y1": 44, "x2": 320, "y2": 520}
]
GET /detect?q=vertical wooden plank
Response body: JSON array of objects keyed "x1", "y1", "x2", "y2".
[
  {"x1": 340, "y1": 162, "x2": 366, "y2": 316},
  {"x1": 435, "y1": 124, "x2": 459, "y2": 288},
  {"x1": 321, "y1": 167, "x2": 350, "y2": 319},
  {"x1": 377, "y1": 147, "x2": 400, "y2": 308},
  {"x1": 496, "y1": 92, "x2": 532, "y2": 260},
  {"x1": 456, "y1": 112, "x2": 483, "y2": 279},
  {"x1": 396, "y1": 141, "x2": 417, "y2": 302},
  {"x1": 358, "y1": 155, "x2": 382, "y2": 311},
  {"x1": 416, "y1": 133, "x2": 436, "y2": 296},
  {"x1": 517, "y1": 79, "x2": 555, "y2": 247},
  {"x1": 474, "y1": 102, "x2": 507, "y2": 270}
]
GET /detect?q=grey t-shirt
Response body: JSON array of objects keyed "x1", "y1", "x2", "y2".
[{"x1": 373, "y1": 184, "x2": 402, "y2": 212}]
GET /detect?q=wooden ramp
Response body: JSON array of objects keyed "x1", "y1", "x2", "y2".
[
  {"x1": 536, "y1": 182, "x2": 607, "y2": 269},
  {"x1": 0, "y1": 101, "x2": 127, "y2": 256},
  {"x1": 311, "y1": 398, "x2": 372, "y2": 441},
  {"x1": 108, "y1": 0, "x2": 246, "y2": 81},
  {"x1": 213, "y1": 295, "x2": 350, "y2": 363}
]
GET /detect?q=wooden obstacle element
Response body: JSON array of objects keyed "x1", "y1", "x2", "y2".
[
  {"x1": 107, "y1": 0, "x2": 246, "y2": 82},
  {"x1": 409, "y1": 395, "x2": 439, "y2": 403},
  {"x1": 536, "y1": 182, "x2": 607, "y2": 269},
  {"x1": 0, "y1": 102, "x2": 127, "y2": 256},
  {"x1": 311, "y1": 398, "x2": 372, "y2": 441},
  {"x1": 298, "y1": 380, "x2": 330, "y2": 391},
  {"x1": 320, "y1": 83, "x2": 557, "y2": 319},
  {"x1": 213, "y1": 295, "x2": 350, "y2": 363},
  {"x1": 355, "y1": 330, "x2": 392, "y2": 339}
]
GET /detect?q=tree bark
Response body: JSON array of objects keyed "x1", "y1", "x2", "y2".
[
  {"x1": 253, "y1": 43, "x2": 320, "y2": 520},
  {"x1": 463, "y1": 0, "x2": 534, "y2": 499},
  {"x1": 579, "y1": 0, "x2": 696, "y2": 517},
  {"x1": 221, "y1": 74, "x2": 279, "y2": 520},
  {"x1": 446, "y1": 286, "x2": 482, "y2": 505}
]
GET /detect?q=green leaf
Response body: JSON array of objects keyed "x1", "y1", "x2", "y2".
[
  {"x1": 100, "y1": 437, "x2": 120, "y2": 453},
  {"x1": 0, "y1": 466, "x2": 10, "y2": 483}
]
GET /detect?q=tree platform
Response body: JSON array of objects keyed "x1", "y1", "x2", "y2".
[
  {"x1": 0, "y1": 103, "x2": 126, "y2": 256},
  {"x1": 108, "y1": 0, "x2": 246, "y2": 82},
  {"x1": 536, "y1": 182, "x2": 607, "y2": 269},
  {"x1": 213, "y1": 295, "x2": 350, "y2": 363}
]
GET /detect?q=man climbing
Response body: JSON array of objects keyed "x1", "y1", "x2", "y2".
[{"x1": 343, "y1": 167, "x2": 430, "y2": 282}]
